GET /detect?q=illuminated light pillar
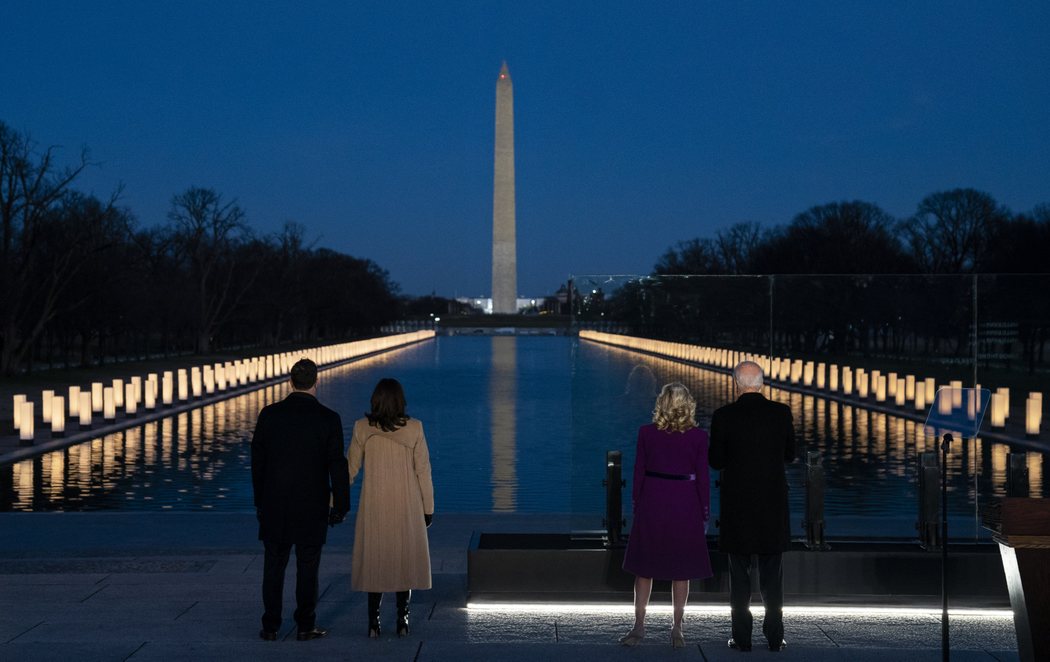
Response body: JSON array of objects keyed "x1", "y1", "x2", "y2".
[
  {"x1": 870, "y1": 370, "x2": 881, "y2": 391},
  {"x1": 41, "y1": 389, "x2": 54, "y2": 424},
  {"x1": 803, "y1": 361, "x2": 814, "y2": 387},
  {"x1": 829, "y1": 365, "x2": 839, "y2": 392},
  {"x1": 191, "y1": 367, "x2": 202, "y2": 398},
  {"x1": 162, "y1": 372, "x2": 174, "y2": 406},
  {"x1": 112, "y1": 379, "x2": 124, "y2": 408},
  {"x1": 265, "y1": 356, "x2": 274, "y2": 379},
  {"x1": 51, "y1": 396, "x2": 65, "y2": 437},
  {"x1": 990, "y1": 392, "x2": 1006, "y2": 428},
  {"x1": 491, "y1": 61, "x2": 517, "y2": 314},
  {"x1": 12, "y1": 394, "x2": 26, "y2": 432},
  {"x1": 950, "y1": 380, "x2": 963, "y2": 408},
  {"x1": 131, "y1": 376, "x2": 142, "y2": 404},
  {"x1": 895, "y1": 378, "x2": 906, "y2": 407},
  {"x1": 857, "y1": 369, "x2": 869, "y2": 399},
  {"x1": 91, "y1": 382, "x2": 104, "y2": 413},
  {"x1": 1025, "y1": 397, "x2": 1041, "y2": 436},
  {"x1": 144, "y1": 382, "x2": 156, "y2": 410},
  {"x1": 125, "y1": 384, "x2": 138, "y2": 416},
  {"x1": 79, "y1": 392, "x2": 93, "y2": 427},
  {"x1": 216, "y1": 363, "x2": 227, "y2": 391},
  {"x1": 875, "y1": 376, "x2": 887, "y2": 402},
  {"x1": 842, "y1": 367, "x2": 854, "y2": 395},
  {"x1": 914, "y1": 382, "x2": 927, "y2": 411},
  {"x1": 68, "y1": 386, "x2": 80, "y2": 419},
  {"x1": 905, "y1": 375, "x2": 915, "y2": 401},
  {"x1": 103, "y1": 387, "x2": 116, "y2": 421},
  {"x1": 177, "y1": 369, "x2": 189, "y2": 401},
  {"x1": 19, "y1": 402, "x2": 34, "y2": 443},
  {"x1": 204, "y1": 366, "x2": 215, "y2": 394},
  {"x1": 996, "y1": 387, "x2": 1010, "y2": 420},
  {"x1": 886, "y1": 372, "x2": 898, "y2": 398}
]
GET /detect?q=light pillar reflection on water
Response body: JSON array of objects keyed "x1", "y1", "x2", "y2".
[{"x1": 490, "y1": 336, "x2": 517, "y2": 512}]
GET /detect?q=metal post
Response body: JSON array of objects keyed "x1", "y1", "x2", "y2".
[
  {"x1": 940, "y1": 433, "x2": 953, "y2": 662},
  {"x1": 918, "y1": 450, "x2": 941, "y2": 551},
  {"x1": 803, "y1": 451, "x2": 828, "y2": 550},
  {"x1": 603, "y1": 450, "x2": 625, "y2": 547}
]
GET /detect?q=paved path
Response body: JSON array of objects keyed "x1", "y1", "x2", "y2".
[{"x1": 0, "y1": 513, "x2": 1020, "y2": 661}]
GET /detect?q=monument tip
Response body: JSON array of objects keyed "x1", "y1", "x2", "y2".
[{"x1": 499, "y1": 61, "x2": 510, "y2": 80}]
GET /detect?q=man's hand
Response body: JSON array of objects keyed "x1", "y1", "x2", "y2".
[
  {"x1": 424, "y1": 513, "x2": 433, "y2": 528},
  {"x1": 328, "y1": 508, "x2": 346, "y2": 527}
]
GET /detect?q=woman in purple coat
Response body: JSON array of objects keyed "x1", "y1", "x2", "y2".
[{"x1": 620, "y1": 382, "x2": 712, "y2": 649}]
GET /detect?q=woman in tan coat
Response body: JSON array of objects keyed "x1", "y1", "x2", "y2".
[{"x1": 347, "y1": 378, "x2": 434, "y2": 638}]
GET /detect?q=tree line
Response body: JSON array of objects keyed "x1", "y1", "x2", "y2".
[
  {"x1": 584, "y1": 194, "x2": 1050, "y2": 372},
  {"x1": 0, "y1": 121, "x2": 400, "y2": 376}
]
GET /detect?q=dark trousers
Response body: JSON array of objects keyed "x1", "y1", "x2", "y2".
[
  {"x1": 727, "y1": 552, "x2": 784, "y2": 646},
  {"x1": 262, "y1": 541, "x2": 322, "y2": 633}
]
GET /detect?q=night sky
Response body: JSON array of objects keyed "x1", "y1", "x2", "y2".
[{"x1": 3, "y1": 2, "x2": 1048, "y2": 297}]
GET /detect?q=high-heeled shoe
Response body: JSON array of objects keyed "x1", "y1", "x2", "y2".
[
  {"x1": 367, "y1": 592, "x2": 382, "y2": 638},
  {"x1": 671, "y1": 626, "x2": 685, "y2": 649},
  {"x1": 396, "y1": 590, "x2": 411, "y2": 637},
  {"x1": 618, "y1": 628, "x2": 645, "y2": 646}
]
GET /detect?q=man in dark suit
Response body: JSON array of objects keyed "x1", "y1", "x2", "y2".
[
  {"x1": 251, "y1": 358, "x2": 350, "y2": 642},
  {"x1": 709, "y1": 360, "x2": 796, "y2": 653}
]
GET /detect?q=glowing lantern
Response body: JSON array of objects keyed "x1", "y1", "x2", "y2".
[
  {"x1": 856, "y1": 370, "x2": 869, "y2": 399},
  {"x1": 191, "y1": 367, "x2": 202, "y2": 398},
  {"x1": 68, "y1": 386, "x2": 81, "y2": 418},
  {"x1": 125, "y1": 384, "x2": 137, "y2": 416},
  {"x1": 162, "y1": 372, "x2": 174, "y2": 406},
  {"x1": 103, "y1": 387, "x2": 116, "y2": 421},
  {"x1": 91, "y1": 382, "x2": 104, "y2": 413},
  {"x1": 113, "y1": 379, "x2": 124, "y2": 408},
  {"x1": 914, "y1": 382, "x2": 926, "y2": 411},
  {"x1": 41, "y1": 390, "x2": 56, "y2": 424},
  {"x1": 79, "y1": 392, "x2": 92, "y2": 427},
  {"x1": 51, "y1": 396, "x2": 65, "y2": 436},
  {"x1": 177, "y1": 369, "x2": 189, "y2": 401},
  {"x1": 1026, "y1": 397, "x2": 1041, "y2": 436},
  {"x1": 19, "y1": 402, "x2": 34, "y2": 442}
]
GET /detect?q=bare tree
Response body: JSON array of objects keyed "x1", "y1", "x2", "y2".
[
  {"x1": 0, "y1": 122, "x2": 125, "y2": 374},
  {"x1": 902, "y1": 188, "x2": 1006, "y2": 272},
  {"x1": 715, "y1": 222, "x2": 763, "y2": 274},
  {"x1": 167, "y1": 187, "x2": 257, "y2": 353}
]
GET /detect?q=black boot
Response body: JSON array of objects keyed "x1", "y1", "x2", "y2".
[
  {"x1": 396, "y1": 590, "x2": 411, "y2": 637},
  {"x1": 367, "y1": 592, "x2": 382, "y2": 638}
]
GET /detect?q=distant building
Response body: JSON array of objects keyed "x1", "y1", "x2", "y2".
[{"x1": 457, "y1": 297, "x2": 541, "y2": 315}]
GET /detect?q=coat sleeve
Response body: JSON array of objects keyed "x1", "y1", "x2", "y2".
[
  {"x1": 696, "y1": 431, "x2": 711, "y2": 523},
  {"x1": 414, "y1": 423, "x2": 435, "y2": 515},
  {"x1": 347, "y1": 421, "x2": 365, "y2": 486},
  {"x1": 328, "y1": 413, "x2": 351, "y2": 513},
  {"x1": 250, "y1": 408, "x2": 269, "y2": 508},
  {"x1": 632, "y1": 427, "x2": 646, "y2": 506},
  {"x1": 708, "y1": 409, "x2": 726, "y2": 470}
]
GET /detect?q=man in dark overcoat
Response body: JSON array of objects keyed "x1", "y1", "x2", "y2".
[
  {"x1": 251, "y1": 358, "x2": 351, "y2": 641},
  {"x1": 709, "y1": 360, "x2": 796, "y2": 653}
]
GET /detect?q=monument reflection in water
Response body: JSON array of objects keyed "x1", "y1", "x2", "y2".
[{"x1": 1, "y1": 336, "x2": 1045, "y2": 540}]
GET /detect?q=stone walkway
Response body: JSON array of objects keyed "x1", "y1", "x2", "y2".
[{"x1": 0, "y1": 513, "x2": 1019, "y2": 661}]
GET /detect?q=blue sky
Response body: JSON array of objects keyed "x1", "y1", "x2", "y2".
[{"x1": 3, "y1": 1, "x2": 1048, "y2": 296}]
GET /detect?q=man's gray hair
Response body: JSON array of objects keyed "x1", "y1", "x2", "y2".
[{"x1": 733, "y1": 361, "x2": 764, "y2": 389}]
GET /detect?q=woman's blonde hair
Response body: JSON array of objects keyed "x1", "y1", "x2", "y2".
[{"x1": 652, "y1": 382, "x2": 697, "y2": 433}]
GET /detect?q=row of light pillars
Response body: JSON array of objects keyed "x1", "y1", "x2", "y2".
[
  {"x1": 579, "y1": 331, "x2": 1043, "y2": 437},
  {"x1": 9, "y1": 331, "x2": 435, "y2": 444}
]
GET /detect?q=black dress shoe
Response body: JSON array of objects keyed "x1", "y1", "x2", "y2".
[
  {"x1": 728, "y1": 638, "x2": 752, "y2": 652},
  {"x1": 259, "y1": 629, "x2": 277, "y2": 641},
  {"x1": 769, "y1": 639, "x2": 787, "y2": 652},
  {"x1": 297, "y1": 627, "x2": 328, "y2": 641}
]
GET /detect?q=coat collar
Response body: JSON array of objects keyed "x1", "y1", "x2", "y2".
[
  {"x1": 737, "y1": 391, "x2": 766, "y2": 403},
  {"x1": 287, "y1": 390, "x2": 316, "y2": 401}
]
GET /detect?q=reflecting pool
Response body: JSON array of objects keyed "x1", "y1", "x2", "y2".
[{"x1": 1, "y1": 336, "x2": 1046, "y2": 540}]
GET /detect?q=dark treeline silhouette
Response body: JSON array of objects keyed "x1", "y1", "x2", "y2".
[
  {"x1": 0, "y1": 122, "x2": 400, "y2": 376},
  {"x1": 586, "y1": 197, "x2": 1050, "y2": 374}
]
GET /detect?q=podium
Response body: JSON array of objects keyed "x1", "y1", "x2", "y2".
[{"x1": 983, "y1": 498, "x2": 1050, "y2": 662}]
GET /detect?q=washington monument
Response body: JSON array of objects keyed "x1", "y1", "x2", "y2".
[{"x1": 491, "y1": 61, "x2": 517, "y2": 314}]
